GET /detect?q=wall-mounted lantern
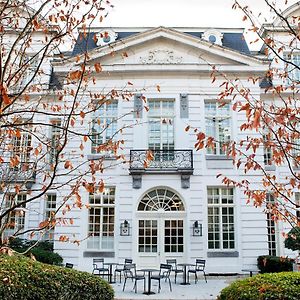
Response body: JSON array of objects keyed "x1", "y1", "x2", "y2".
[
  {"x1": 120, "y1": 220, "x2": 130, "y2": 236},
  {"x1": 192, "y1": 221, "x2": 202, "y2": 236}
]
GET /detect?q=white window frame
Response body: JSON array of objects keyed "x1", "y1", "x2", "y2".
[
  {"x1": 295, "y1": 192, "x2": 300, "y2": 223},
  {"x1": 11, "y1": 121, "x2": 32, "y2": 164},
  {"x1": 147, "y1": 98, "x2": 175, "y2": 151},
  {"x1": 284, "y1": 53, "x2": 300, "y2": 85},
  {"x1": 91, "y1": 101, "x2": 118, "y2": 154},
  {"x1": 266, "y1": 194, "x2": 277, "y2": 256},
  {"x1": 49, "y1": 119, "x2": 62, "y2": 165},
  {"x1": 4, "y1": 194, "x2": 27, "y2": 237},
  {"x1": 205, "y1": 101, "x2": 231, "y2": 155},
  {"x1": 263, "y1": 132, "x2": 273, "y2": 166},
  {"x1": 44, "y1": 194, "x2": 57, "y2": 240},
  {"x1": 207, "y1": 187, "x2": 235, "y2": 250},
  {"x1": 87, "y1": 187, "x2": 115, "y2": 250}
]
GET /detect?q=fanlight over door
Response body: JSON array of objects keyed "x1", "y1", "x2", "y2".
[
  {"x1": 138, "y1": 188, "x2": 185, "y2": 212},
  {"x1": 137, "y1": 188, "x2": 185, "y2": 267}
]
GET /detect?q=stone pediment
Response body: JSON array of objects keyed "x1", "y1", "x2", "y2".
[{"x1": 58, "y1": 27, "x2": 267, "y2": 72}]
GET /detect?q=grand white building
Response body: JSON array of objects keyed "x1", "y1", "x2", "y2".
[{"x1": 2, "y1": 2, "x2": 300, "y2": 274}]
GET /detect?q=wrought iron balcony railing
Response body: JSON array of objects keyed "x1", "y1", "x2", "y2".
[
  {"x1": 0, "y1": 162, "x2": 36, "y2": 183},
  {"x1": 129, "y1": 149, "x2": 193, "y2": 173}
]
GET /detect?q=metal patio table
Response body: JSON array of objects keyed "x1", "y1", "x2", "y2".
[
  {"x1": 138, "y1": 268, "x2": 159, "y2": 295},
  {"x1": 177, "y1": 263, "x2": 195, "y2": 285},
  {"x1": 104, "y1": 262, "x2": 120, "y2": 283}
]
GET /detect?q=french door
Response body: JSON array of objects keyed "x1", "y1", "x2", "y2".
[{"x1": 137, "y1": 217, "x2": 184, "y2": 267}]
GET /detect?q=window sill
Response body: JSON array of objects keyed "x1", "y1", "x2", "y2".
[
  {"x1": 265, "y1": 165, "x2": 276, "y2": 171},
  {"x1": 207, "y1": 251, "x2": 239, "y2": 257},
  {"x1": 83, "y1": 251, "x2": 115, "y2": 257},
  {"x1": 87, "y1": 154, "x2": 116, "y2": 161},
  {"x1": 205, "y1": 155, "x2": 232, "y2": 161}
]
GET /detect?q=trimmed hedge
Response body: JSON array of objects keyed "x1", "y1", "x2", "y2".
[
  {"x1": 0, "y1": 254, "x2": 114, "y2": 300},
  {"x1": 257, "y1": 255, "x2": 293, "y2": 273},
  {"x1": 285, "y1": 227, "x2": 300, "y2": 251},
  {"x1": 218, "y1": 272, "x2": 300, "y2": 300},
  {"x1": 9, "y1": 238, "x2": 63, "y2": 265}
]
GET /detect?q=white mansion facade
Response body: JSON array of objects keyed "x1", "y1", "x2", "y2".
[{"x1": 2, "y1": 3, "x2": 300, "y2": 274}]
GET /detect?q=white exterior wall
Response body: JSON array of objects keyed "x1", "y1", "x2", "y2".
[{"x1": 5, "y1": 18, "x2": 299, "y2": 274}]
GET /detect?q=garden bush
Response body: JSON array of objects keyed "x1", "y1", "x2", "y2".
[
  {"x1": 257, "y1": 255, "x2": 293, "y2": 273},
  {"x1": 218, "y1": 272, "x2": 300, "y2": 300},
  {"x1": 285, "y1": 227, "x2": 300, "y2": 251},
  {"x1": 0, "y1": 254, "x2": 114, "y2": 300},
  {"x1": 9, "y1": 238, "x2": 63, "y2": 265}
]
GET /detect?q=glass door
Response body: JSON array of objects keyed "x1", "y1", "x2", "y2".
[{"x1": 137, "y1": 217, "x2": 184, "y2": 267}]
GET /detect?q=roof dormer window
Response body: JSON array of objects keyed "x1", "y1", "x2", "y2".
[
  {"x1": 96, "y1": 29, "x2": 118, "y2": 46},
  {"x1": 203, "y1": 29, "x2": 223, "y2": 46}
]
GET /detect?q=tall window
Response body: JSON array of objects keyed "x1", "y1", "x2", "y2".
[
  {"x1": 284, "y1": 53, "x2": 300, "y2": 84},
  {"x1": 91, "y1": 102, "x2": 118, "y2": 153},
  {"x1": 207, "y1": 187, "x2": 235, "y2": 250},
  {"x1": 148, "y1": 99, "x2": 174, "y2": 160},
  {"x1": 205, "y1": 102, "x2": 231, "y2": 155},
  {"x1": 266, "y1": 194, "x2": 277, "y2": 256},
  {"x1": 87, "y1": 187, "x2": 115, "y2": 250},
  {"x1": 5, "y1": 194, "x2": 27, "y2": 236},
  {"x1": 19, "y1": 54, "x2": 39, "y2": 88},
  {"x1": 44, "y1": 194, "x2": 57, "y2": 240},
  {"x1": 263, "y1": 133, "x2": 273, "y2": 166},
  {"x1": 295, "y1": 192, "x2": 300, "y2": 223},
  {"x1": 49, "y1": 120, "x2": 61, "y2": 164},
  {"x1": 11, "y1": 123, "x2": 32, "y2": 165}
]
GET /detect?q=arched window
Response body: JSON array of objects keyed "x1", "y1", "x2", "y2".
[{"x1": 138, "y1": 188, "x2": 184, "y2": 211}]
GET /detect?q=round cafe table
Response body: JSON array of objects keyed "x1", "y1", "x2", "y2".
[
  {"x1": 104, "y1": 262, "x2": 119, "y2": 283},
  {"x1": 177, "y1": 263, "x2": 195, "y2": 285},
  {"x1": 138, "y1": 268, "x2": 159, "y2": 295}
]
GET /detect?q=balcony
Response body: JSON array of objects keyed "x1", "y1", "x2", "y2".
[
  {"x1": 0, "y1": 162, "x2": 36, "y2": 186},
  {"x1": 129, "y1": 149, "x2": 193, "y2": 189}
]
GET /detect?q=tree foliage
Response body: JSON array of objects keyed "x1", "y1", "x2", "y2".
[
  {"x1": 0, "y1": 0, "x2": 135, "y2": 246},
  {"x1": 285, "y1": 227, "x2": 300, "y2": 251},
  {"x1": 189, "y1": 0, "x2": 300, "y2": 228}
]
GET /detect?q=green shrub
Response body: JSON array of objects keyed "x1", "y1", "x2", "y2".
[
  {"x1": 257, "y1": 255, "x2": 293, "y2": 273},
  {"x1": 9, "y1": 238, "x2": 62, "y2": 265},
  {"x1": 0, "y1": 254, "x2": 114, "y2": 300},
  {"x1": 285, "y1": 227, "x2": 300, "y2": 251},
  {"x1": 30, "y1": 247, "x2": 63, "y2": 265},
  {"x1": 218, "y1": 272, "x2": 300, "y2": 300}
]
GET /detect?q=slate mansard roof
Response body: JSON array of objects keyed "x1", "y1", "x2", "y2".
[{"x1": 71, "y1": 27, "x2": 251, "y2": 56}]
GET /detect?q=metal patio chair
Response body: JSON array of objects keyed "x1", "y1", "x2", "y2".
[
  {"x1": 114, "y1": 258, "x2": 133, "y2": 282},
  {"x1": 187, "y1": 259, "x2": 207, "y2": 283},
  {"x1": 122, "y1": 263, "x2": 145, "y2": 293},
  {"x1": 150, "y1": 263, "x2": 172, "y2": 292},
  {"x1": 166, "y1": 259, "x2": 183, "y2": 283},
  {"x1": 92, "y1": 258, "x2": 109, "y2": 279}
]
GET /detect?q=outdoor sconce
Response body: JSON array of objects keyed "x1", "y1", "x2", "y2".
[
  {"x1": 120, "y1": 220, "x2": 131, "y2": 236},
  {"x1": 192, "y1": 221, "x2": 202, "y2": 236}
]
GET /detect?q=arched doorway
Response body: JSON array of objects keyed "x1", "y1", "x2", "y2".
[{"x1": 136, "y1": 188, "x2": 186, "y2": 267}]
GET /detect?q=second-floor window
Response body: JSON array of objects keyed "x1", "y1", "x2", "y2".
[
  {"x1": 148, "y1": 99, "x2": 174, "y2": 154},
  {"x1": 49, "y1": 119, "x2": 62, "y2": 164},
  {"x1": 263, "y1": 133, "x2": 273, "y2": 166},
  {"x1": 295, "y1": 192, "x2": 300, "y2": 223},
  {"x1": 91, "y1": 101, "x2": 118, "y2": 153},
  {"x1": 284, "y1": 53, "x2": 300, "y2": 84},
  {"x1": 205, "y1": 101, "x2": 231, "y2": 155},
  {"x1": 11, "y1": 123, "x2": 32, "y2": 165}
]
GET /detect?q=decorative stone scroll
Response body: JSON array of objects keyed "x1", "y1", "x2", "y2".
[{"x1": 140, "y1": 50, "x2": 183, "y2": 64}]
